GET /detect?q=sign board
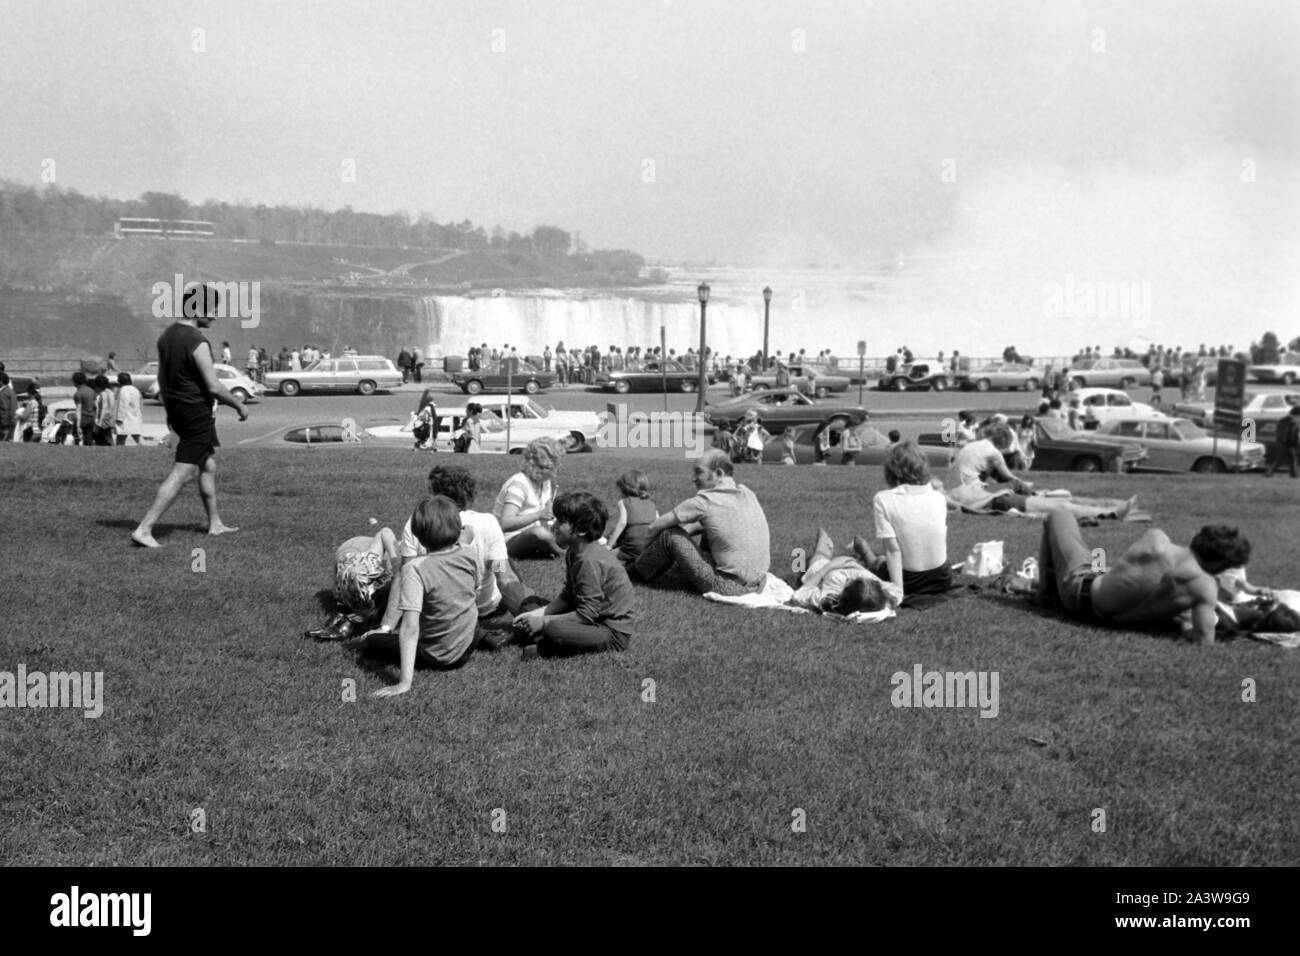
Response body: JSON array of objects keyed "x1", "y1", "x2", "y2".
[
  {"x1": 857, "y1": 340, "x2": 867, "y2": 356},
  {"x1": 1213, "y1": 358, "x2": 1247, "y2": 432}
]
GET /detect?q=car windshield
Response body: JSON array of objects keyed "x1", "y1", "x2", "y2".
[{"x1": 1172, "y1": 421, "x2": 1205, "y2": 440}]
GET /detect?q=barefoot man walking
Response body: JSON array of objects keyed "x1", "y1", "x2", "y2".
[{"x1": 132, "y1": 286, "x2": 248, "y2": 548}]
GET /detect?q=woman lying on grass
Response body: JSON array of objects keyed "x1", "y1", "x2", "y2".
[
  {"x1": 371, "y1": 495, "x2": 482, "y2": 698},
  {"x1": 514, "y1": 492, "x2": 636, "y2": 657},
  {"x1": 790, "y1": 528, "x2": 901, "y2": 615}
]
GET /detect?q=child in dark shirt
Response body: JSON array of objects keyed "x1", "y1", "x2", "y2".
[
  {"x1": 516, "y1": 492, "x2": 636, "y2": 657},
  {"x1": 606, "y1": 470, "x2": 659, "y2": 566}
]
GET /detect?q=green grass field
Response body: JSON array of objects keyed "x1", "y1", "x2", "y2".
[{"x1": 1, "y1": 445, "x2": 1296, "y2": 866}]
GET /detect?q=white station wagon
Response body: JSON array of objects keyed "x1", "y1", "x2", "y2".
[
  {"x1": 265, "y1": 356, "x2": 403, "y2": 396},
  {"x1": 1066, "y1": 387, "x2": 1167, "y2": 430}
]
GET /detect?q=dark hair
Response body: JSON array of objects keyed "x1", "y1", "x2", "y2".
[
  {"x1": 1189, "y1": 525, "x2": 1251, "y2": 572},
  {"x1": 959, "y1": 411, "x2": 976, "y2": 425},
  {"x1": 1050, "y1": 398, "x2": 1063, "y2": 409},
  {"x1": 883, "y1": 441, "x2": 931, "y2": 487},
  {"x1": 1261, "y1": 603, "x2": 1300, "y2": 632},
  {"x1": 552, "y1": 491, "x2": 608, "y2": 541},
  {"x1": 72, "y1": 371, "x2": 86, "y2": 386},
  {"x1": 118, "y1": 372, "x2": 132, "y2": 386},
  {"x1": 92, "y1": 374, "x2": 110, "y2": 391},
  {"x1": 832, "y1": 577, "x2": 887, "y2": 615},
  {"x1": 182, "y1": 284, "x2": 222, "y2": 318},
  {"x1": 0, "y1": 372, "x2": 7, "y2": 387},
  {"x1": 616, "y1": 469, "x2": 651, "y2": 499},
  {"x1": 465, "y1": 403, "x2": 482, "y2": 417},
  {"x1": 426, "y1": 466, "x2": 475, "y2": 509},
  {"x1": 888, "y1": 429, "x2": 901, "y2": 443},
  {"x1": 410, "y1": 495, "x2": 462, "y2": 552}
]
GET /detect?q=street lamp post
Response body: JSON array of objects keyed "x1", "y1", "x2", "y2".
[
  {"x1": 762, "y1": 286, "x2": 772, "y2": 371},
  {"x1": 696, "y1": 281, "x2": 710, "y2": 413}
]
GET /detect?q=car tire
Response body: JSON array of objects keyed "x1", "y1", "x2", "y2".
[
  {"x1": 279, "y1": 380, "x2": 300, "y2": 397},
  {"x1": 1072, "y1": 456, "x2": 1102, "y2": 473},
  {"x1": 357, "y1": 380, "x2": 376, "y2": 396},
  {"x1": 1192, "y1": 457, "x2": 1227, "y2": 474},
  {"x1": 614, "y1": 380, "x2": 631, "y2": 395},
  {"x1": 564, "y1": 431, "x2": 587, "y2": 452},
  {"x1": 893, "y1": 377, "x2": 908, "y2": 392},
  {"x1": 680, "y1": 379, "x2": 698, "y2": 393},
  {"x1": 815, "y1": 386, "x2": 829, "y2": 399},
  {"x1": 523, "y1": 380, "x2": 540, "y2": 395},
  {"x1": 1283, "y1": 372, "x2": 1296, "y2": 385},
  {"x1": 1120, "y1": 377, "x2": 1136, "y2": 389},
  {"x1": 1023, "y1": 378, "x2": 1038, "y2": 392},
  {"x1": 465, "y1": 380, "x2": 483, "y2": 395},
  {"x1": 976, "y1": 379, "x2": 991, "y2": 392},
  {"x1": 231, "y1": 388, "x2": 249, "y2": 403},
  {"x1": 931, "y1": 377, "x2": 947, "y2": 392},
  {"x1": 1069, "y1": 377, "x2": 1085, "y2": 390}
]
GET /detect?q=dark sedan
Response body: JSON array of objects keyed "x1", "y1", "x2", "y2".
[
  {"x1": 704, "y1": 389, "x2": 869, "y2": 431},
  {"x1": 595, "y1": 359, "x2": 714, "y2": 394},
  {"x1": 452, "y1": 361, "x2": 556, "y2": 395},
  {"x1": 917, "y1": 415, "x2": 1145, "y2": 472},
  {"x1": 762, "y1": 422, "x2": 952, "y2": 468}
]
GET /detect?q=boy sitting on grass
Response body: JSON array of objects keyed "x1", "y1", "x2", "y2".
[
  {"x1": 371, "y1": 495, "x2": 482, "y2": 698},
  {"x1": 514, "y1": 492, "x2": 636, "y2": 657}
]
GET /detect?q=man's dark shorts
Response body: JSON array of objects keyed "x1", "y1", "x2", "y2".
[{"x1": 167, "y1": 402, "x2": 219, "y2": 465}]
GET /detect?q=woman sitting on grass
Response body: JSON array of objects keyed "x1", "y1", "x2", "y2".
[
  {"x1": 514, "y1": 492, "x2": 636, "y2": 657},
  {"x1": 854, "y1": 441, "x2": 953, "y2": 597},
  {"x1": 370, "y1": 495, "x2": 482, "y2": 698},
  {"x1": 493, "y1": 436, "x2": 566, "y2": 558}
]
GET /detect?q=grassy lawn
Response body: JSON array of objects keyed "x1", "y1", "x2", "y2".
[{"x1": 1, "y1": 445, "x2": 1297, "y2": 866}]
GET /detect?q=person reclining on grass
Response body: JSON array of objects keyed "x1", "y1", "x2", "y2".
[
  {"x1": 790, "y1": 528, "x2": 901, "y2": 614},
  {"x1": 632, "y1": 448, "x2": 771, "y2": 596},
  {"x1": 945, "y1": 423, "x2": 1136, "y2": 521},
  {"x1": 1035, "y1": 511, "x2": 1249, "y2": 645}
]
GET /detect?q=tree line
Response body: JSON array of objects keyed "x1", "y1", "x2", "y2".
[{"x1": 0, "y1": 181, "x2": 651, "y2": 280}]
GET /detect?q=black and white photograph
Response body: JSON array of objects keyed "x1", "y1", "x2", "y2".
[{"x1": 1, "y1": 0, "x2": 1296, "y2": 918}]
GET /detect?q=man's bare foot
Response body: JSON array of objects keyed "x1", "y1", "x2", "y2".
[
  {"x1": 208, "y1": 523, "x2": 239, "y2": 536},
  {"x1": 131, "y1": 529, "x2": 161, "y2": 548},
  {"x1": 853, "y1": 534, "x2": 876, "y2": 566}
]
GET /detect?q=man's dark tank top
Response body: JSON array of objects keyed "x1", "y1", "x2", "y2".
[{"x1": 157, "y1": 323, "x2": 213, "y2": 409}]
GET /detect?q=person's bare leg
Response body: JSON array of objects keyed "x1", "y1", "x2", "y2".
[
  {"x1": 1037, "y1": 505, "x2": 1093, "y2": 604},
  {"x1": 133, "y1": 462, "x2": 200, "y2": 547},
  {"x1": 200, "y1": 455, "x2": 238, "y2": 535},
  {"x1": 1024, "y1": 495, "x2": 1135, "y2": 521}
]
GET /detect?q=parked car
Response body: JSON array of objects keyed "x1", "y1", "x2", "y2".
[
  {"x1": 265, "y1": 356, "x2": 403, "y2": 396},
  {"x1": 1066, "y1": 357, "x2": 1150, "y2": 390},
  {"x1": 595, "y1": 359, "x2": 712, "y2": 394},
  {"x1": 1173, "y1": 389, "x2": 1300, "y2": 440},
  {"x1": 452, "y1": 361, "x2": 556, "y2": 395},
  {"x1": 41, "y1": 400, "x2": 172, "y2": 445},
  {"x1": 918, "y1": 415, "x2": 1145, "y2": 472},
  {"x1": 1065, "y1": 387, "x2": 1166, "y2": 429},
  {"x1": 956, "y1": 361, "x2": 1042, "y2": 392},
  {"x1": 1095, "y1": 417, "x2": 1267, "y2": 473},
  {"x1": 703, "y1": 389, "x2": 869, "y2": 432},
  {"x1": 750, "y1": 363, "x2": 850, "y2": 397},
  {"x1": 130, "y1": 361, "x2": 160, "y2": 395},
  {"x1": 365, "y1": 403, "x2": 591, "y2": 453},
  {"x1": 1248, "y1": 361, "x2": 1300, "y2": 385},
  {"x1": 147, "y1": 363, "x2": 261, "y2": 403},
  {"x1": 467, "y1": 395, "x2": 601, "y2": 445},
  {"x1": 879, "y1": 362, "x2": 951, "y2": 392},
  {"x1": 762, "y1": 422, "x2": 953, "y2": 468}
]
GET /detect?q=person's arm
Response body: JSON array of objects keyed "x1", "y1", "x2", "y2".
[
  {"x1": 882, "y1": 538, "x2": 904, "y2": 593},
  {"x1": 193, "y1": 342, "x2": 248, "y2": 419},
  {"x1": 646, "y1": 508, "x2": 681, "y2": 537},
  {"x1": 496, "y1": 479, "x2": 552, "y2": 532},
  {"x1": 372, "y1": 608, "x2": 420, "y2": 697},
  {"x1": 1187, "y1": 595, "x2": 1218, "y2": 645},
  {"x1": 987, "y1": 452, "x2": 1032, "y2": 493},
  {"x1": 606, "y1": 499, "x2": 628, "y2": 548}
]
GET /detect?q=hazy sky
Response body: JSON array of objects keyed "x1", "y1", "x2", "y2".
[{"x1": 2, "y1": 0, "x2": 1298, "y2": 267}]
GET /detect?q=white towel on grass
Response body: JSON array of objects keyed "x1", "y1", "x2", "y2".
[{"x1": 703, "y1": 574, "x2": 898, "y2": 624}]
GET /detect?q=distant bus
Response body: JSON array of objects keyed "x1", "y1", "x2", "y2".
[{"x1": 115, "y1": 218, "x2": 215, "y2": 238}]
